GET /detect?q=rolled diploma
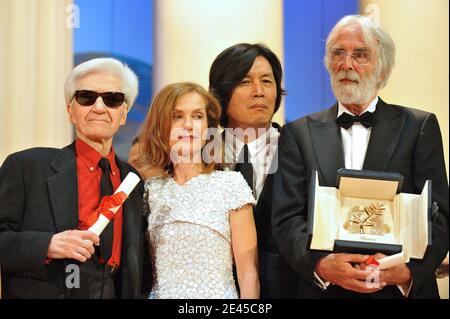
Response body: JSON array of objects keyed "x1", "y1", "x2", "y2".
[
  {"x1": 88, "y1": 172, "x2": 140, "y2": 235},
  {"x1": 377, "y1": 251, "x2": 410, "y2": 270}
]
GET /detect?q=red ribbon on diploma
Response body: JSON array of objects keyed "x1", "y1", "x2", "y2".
[
  {"x1": 365, "y1": 255, "x2": 379, "y2": 267},
  {"x1": 79, "y1": 191, "x2": 128, "y2": 230}
]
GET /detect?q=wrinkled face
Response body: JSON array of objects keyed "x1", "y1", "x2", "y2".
[
  {"x1": 226, "y1": 56, "x2": 277, "y2": 129},
  {"x1": 67, "y1": 72, "x2": 128, "y2": 143},
  {"x1": 169, "y1": 92, "x2": 208, "y2": 163},
  {"x1": 328, "y1": 24, "x2": 381, "y2": 105}
]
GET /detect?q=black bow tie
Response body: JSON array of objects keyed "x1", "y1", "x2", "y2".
[{"x1": 335, "y1": 111, "x2": 377, "y2": 130}]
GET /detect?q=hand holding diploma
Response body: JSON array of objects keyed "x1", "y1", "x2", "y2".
[
  {"x1": 47, "y1": 172, "x2": 140, "y2": 263},
  {"x1": 47, "y1": 230, "x2": 100, "y2": 262}
]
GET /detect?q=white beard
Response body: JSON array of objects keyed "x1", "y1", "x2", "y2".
[{"x1": 331, "y1": 69, "x2": 379, "y2": 105}]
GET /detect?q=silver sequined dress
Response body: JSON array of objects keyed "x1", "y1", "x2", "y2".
[{"x1": 145, "y1": 170, "x2": 255, "y2": 299}]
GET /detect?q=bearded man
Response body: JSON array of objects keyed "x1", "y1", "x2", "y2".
[{"x1": 271, "y1": 15, "x2": 449, "y2": 299}]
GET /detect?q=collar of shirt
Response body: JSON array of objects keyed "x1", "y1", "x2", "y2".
[
  {"x1": 337, "y1": 97, "x2": 378, "y2": 170},
  {"x1": 337, "y1": 96, "x2": 378, "y2": 117},
  {"x1": 75, "y1": 138, "x2": 118, "y2": 176},
  {"x1": 224, "y1": 126, "x2": 279, "y2": 202},
  {"x1": 75, "y1": 138, "x2": 123, "y2": 268},
  {"x1": 224, "y1": 126, "x2": 280, "y2": 163}
]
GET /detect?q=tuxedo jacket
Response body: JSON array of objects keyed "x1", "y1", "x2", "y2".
[
  {"x1": 0, "y1": 142, "x2": 152, "y2": 298},
  {"x1": 271, "y1": 99, "x2": 449, "y2": 298}
]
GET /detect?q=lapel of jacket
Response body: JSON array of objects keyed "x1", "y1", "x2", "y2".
[
  {"x1": 47, "y1": 142, "x2": 79, "y2": 232},
  {"x1": 224, "y1": 122, "x2": 281, "y2": 210},
  {"x1": 309, "y1": 104, "x2": 345, "y2": 186},
  {"x1": 363, "y1": 98, "x2": 406, "y2": 171},
  {"x1": 115, "y1": 157, "x2": 142, "y2": 297},
  {"x1": 116, "y1": 158, "x2": 134, "y2": 247},
  {"x1": 254, "y1": 149, "x2": 277, "y2": 213},
  {"x1": 253, "y1": 122, "x2": 281, "y2": 210}
]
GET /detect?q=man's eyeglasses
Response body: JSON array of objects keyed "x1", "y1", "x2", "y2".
[
  {"x1": 72, "y1": 90, "x2": 125, "y2": 108},
  {"x1": 329, "y1": 49, "x2": 370, "y2": 65}
]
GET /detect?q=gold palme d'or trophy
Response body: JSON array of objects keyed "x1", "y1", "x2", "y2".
[{"x1": 343, "y1": 202, "x2": 391, "y2": 235}]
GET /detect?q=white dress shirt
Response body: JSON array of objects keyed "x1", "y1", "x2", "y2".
[
  {"x1": 338, "y1": 96, "x2": 378, "y2": 170},
  {"x1": 224, "y1": 126, "x2": 279, "y2": 202}
]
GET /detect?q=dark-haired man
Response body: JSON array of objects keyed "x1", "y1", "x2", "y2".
[{"x1": 209, "y1": 43, "x2": 299, "y2": 298}]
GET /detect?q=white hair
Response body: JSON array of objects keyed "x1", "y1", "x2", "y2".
[
  {"x1": 64, "y1": 57, "x2": 139, "y2": 110},
  {"x1": 324, "y1": 15, "x2": 396, "y2": 89}
]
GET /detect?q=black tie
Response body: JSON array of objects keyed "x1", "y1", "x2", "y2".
[
  {"x1": 98, "y1": 157, "x2": 114, "y2": 262},
  {"x1": 335, "y1": 111, "x2": 377, "y2": 130},
  {"x1": 234, "y1": 144, "x2": 253, "y2": 192}
]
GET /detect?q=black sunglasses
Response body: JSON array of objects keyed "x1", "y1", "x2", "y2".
[{"x1": 73, "y1": 90, "x2": 125, "y2": 108}]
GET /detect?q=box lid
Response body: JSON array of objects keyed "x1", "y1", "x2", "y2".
[{"x1": 337, "y1": 168, "x2": 403, "y2": 200}]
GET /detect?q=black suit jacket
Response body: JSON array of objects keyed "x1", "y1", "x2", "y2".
[
  {"x1": 229, "y1": 123, "x2": 299, "y2": 298},
  {"x1": 255, "y1": 168, "x2": 300, "y2": 299},
  {"x1": 0, "y1": 142, "x2": 151, "y2": 298},
  {"x1": 272, "y1": 99, "x2": 449, "y2": 298}
]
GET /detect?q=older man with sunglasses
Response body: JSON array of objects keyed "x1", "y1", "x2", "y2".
[{"x1": 0, "y1": 58, "x2": 151, "y2": 299}]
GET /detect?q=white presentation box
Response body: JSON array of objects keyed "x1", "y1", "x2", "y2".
[{"x1": 308, "y1": 169, "x2": 431, "y2": 259}]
